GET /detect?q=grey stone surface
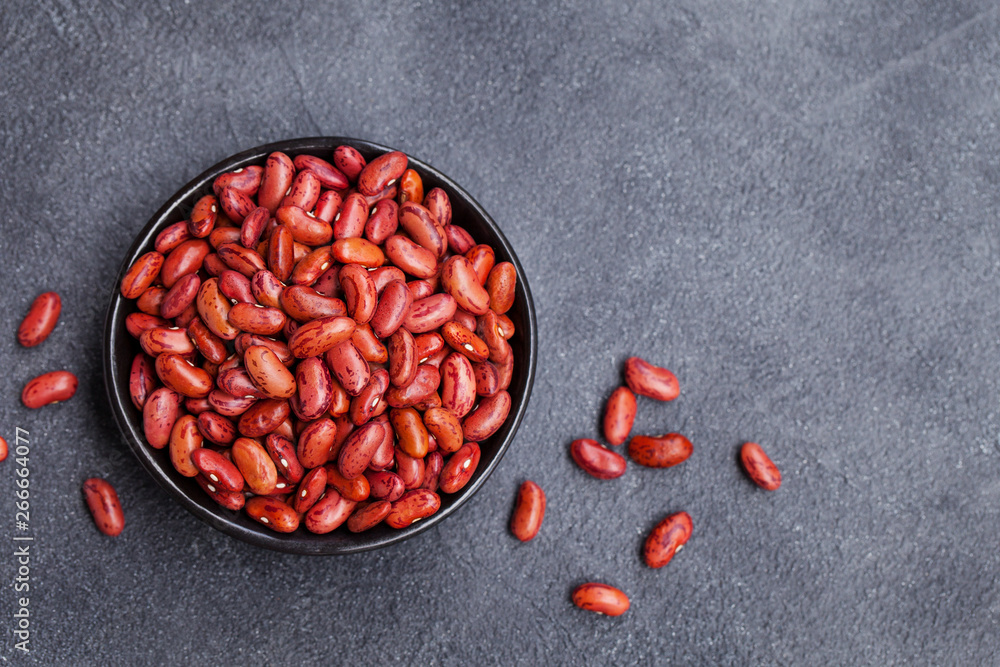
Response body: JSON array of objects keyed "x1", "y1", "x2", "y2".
[{"x1": 1, "y1": 0, "x2": 999, "y2": 664}]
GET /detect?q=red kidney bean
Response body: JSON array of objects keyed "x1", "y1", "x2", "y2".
[
  {"x1": 440, "y1": 255, "x2": 490, "y2": 315},
  {"x1": 267, "y1": 224, "x2": 295, "y2": 282},
  {"x1": 424, "y1": 188, "x2": 452, "y2": 227},
  {"x1": 439, "y1": 442, "x2": 481, "y2": 493},
  {"x1": 142, "y1": 387, "x2": 181, "y2": 449},
  {"x1": 451, "y1": 308, "x2": 478, "y2": 333},
  {"x1": 367, "y1": 416, "x2": 395, "y2": 470},
  {"x1": 209, "y1": 226, "x2": 242, "y2": 249},
  {"x1": 276, "y1": 205, "x2": 334, "y2": 246},
  {"x1": 185, "y1": 397, "x2": 212, "y2": 414},
  {"x1": 421, "y1": 407, "x2": 464, "y2": 454},
  {"x1": 191, "y1": 448, "x2": 244, "y2": 492},
  {"x1": 629, "y1": 433, "x2": 693, "y2": 468},
  {"x1": 388, "y1": 407, "x2": 429, "y2": 458},
  {"x1": 304, "y1": 490, "x2": 356, "y2": 534},
  {"x1": 368, "y1": 280, "x2": 411, "y2": 348},
  {"x1": 288, "y1": 316, "x2": 356, "y2": 358},
  {"x1": 603, "y1": 387, "x2": 637, "y2": 446},
  {"x1": 18, "y1": 292, "x2": 62, "y2": 347},
  {"x1": 407, "y1": 279, "x2": 435, "y2": 301},
  {"x1": 414, "y1": 332, "x2": 445, "y2": 362},
  {"x1": 234, "y1": 334, "x2": 293, "y2": 366},
  {"x1": 403, "y1": 293, "x2": 457, "y2": 334},
  {"x1": 387, "y1": 328, "x2": 417, "y2": 388},
  {"x1": 196, "y1": 474, "x2": 246, "y2": 510},
  {"x1": 295, "y1": 417, "x2": 336, "y2": 469},
  {"x1": 624, "y1": 356, "x2": 679, "y2": 402},
  {"x1": 237, "y1": 399, "x2": 290, "y2": 438},
  {"x1": 334, "y1": 145, "x2": 366, "y2": 182},
  {"x1": 444, "y1": 225, "x2": 474, "y2": 255},
  {"x1": 365, "y1": 199, "x2": 398, "y2": 244},
  {"x1": 163, "y1": 240, "x2": 210, "y2": 288},
  {"x1": 186, "y1": 319, "x2": 227, "y2": 366},
  {"x1": 472, "y1": 360, "x2": 500, "y2": 397},
  {"x1": 281, "y1": 169, "x2": 321, "y2": 211},
  {"x1": 21, "y1": 370, "x2": 78, "y2": 409},
  {"x1": 385, "y1": 235, "x2": 438, "y2": 278},
  {"x1": 331, "y1": 238, "x2": 385, "y2": 269},
  {"x1": 496, "y1": 349, "x2": 514, "y2": 391},
  {"x1": 572, "y1": 584, "x2": 630, "y2": 616},
  {"x1": 386, "y1": 364, "x2": 440, "y2": 409},
  {"x1": 218, "y1": 270, "x2": 254, "y2": 305},
  {"x1": 314, "y1": 190, "x2": 343, "y2": 223},
  {"x1": 570, "y1": 438, "x2": 626, "y2": 479},
  {"x1": 218, "y1": 242, "x2": 267, "y2": 278},
  {"x1": 333, "y1": 192, "x2": 369, "y2": 240},
  {"x1": 202, "y1": 253, "x2": 227, "y2": 277},
  {"x1": 398, "y1": 201, "x2": 447, "y2": 258},
  {"x1": 159, "y1": 273, "x2": 200, "y2": 319},
  {"x1": 208, "y1": 389, "x2": 257, "y2": 417},
  {"x1": 398, "y1": 168, "x2": 423, "y2": 205},
  {"x1": 258, "y1": 152, "x2": 295, "y2": 212},
  {"x1": 265, "y1": 433, "x2": 305, "y2": 484},
  {"x1": 291, "y1": 466, "x2": 328, "y2": 514},
  {"x1": 280, "y1": 285, "x2": 347, "y2": 322},
  {"x1": 219, "y1": 187, "x2": 256, "y2": 224},
  {"x1": 251, "y1": 270, "x2": 285, "y2": 308},
  {"x1": 644, "y1": 511, "x2": 693, "y2": 568},
  {"x1": 168, "y1": 414, "x2": 202, "y2": 477},
  {"x1": 155, "y1": 353, "x2": 212, "y2": 398},
  {"x1": 82, "y1": 479, "x2": 125, "y2": 537},
  {"x1": 440, "y1": 353, "x2": 476, "y2": 418},
  {"x1": 196, "y1": 277, "x2": 239, "y2": 341},
  {"x1": 385, "y1": 489, "x2": 440, "y2": 529},
  {"x1": 231, "y1": 437, "x2": 278, "y2": 495},
  {"x1": 140, "y1": 326, "x2": 194, "y2": 357},
  {"x1": 196, "y1": 410, "x2": 237, "y2": 445},
  {"x1": 135, "y1": 287, "x2": 164, "y2": 314},
  {"x1": 351, "y1": 324, "x2": 388, "y2": 363},
  {"x1": 313, "y1": 265, "x2": 342, "y2": 298},
  {"x1": 290, "y1": 245, "x2": 334, "y2": 285},
  {"x1": 325, "y1": 465, "x2": 371, "y2": 502},
  {"x1": 246, "y1": 496, "x2": 300, "y2": 533},
  {"x1": 188, "y1": 194, "x2": 218, "y2": 238},
  {"x1": 358, "y1": 151, "x2": 407, "y2": 196},
  {"x1": 510, "y1": 480, "x2": 546, "y2": 542},
  {"x1": 129, "y1": 353, "x2": 157, "y2": 410},
  {"x1": 441, "y1": 322, "x2": 490, "y2": 362},
  {"x1": 156, "y1": 221, "x2": 192, "y2": 254},
  {"x1": 486, "y1": 262, "x2": 517, "y2": 314},
  {"x1": 496, "y1": 313, "x2": 515, "y2": 339},
  {"x1": 350, "y1": 368, "x2": 389, "y2": 426},
  {"x1": 217, "y1": 368, "x2": 266, "y2": 400},
  {"x1": 365, "y1": 470, "x2": 405, "y2": 501},
  {"x1": 213, "y1": 165, "x2": 263, "y2": 197},
  {"x1": 338, "y1": 421, "x2": 386, "y2": 479},
  {"x1": 740, "y1": 442, "x2": 782, "y2": 490},
  {"x1": 394, "y1": 447, "x2": 425, "y2": 490},
  {"x1": 293, "y1": 154, "x2": 349, "y2": 189},
  {"x1": 347, "y1": 500, "x2": 391, "y2": 532},
  {"x1": 418, "y1": 450, "x2": 443, "y2": 492},
  {"x1": 120, "y1": 251, "x2": 164, "y2": 299},
  {"x1": 339, "y1": 264, "x2": 377, "y2": 324},
  {"x1": 239, "y1": 206, "x2": 269, "y2": 248},
  {"x1": 324, "y1": 339, "x2": 370, "y2": 396},
  {"x1": 228, "y1": 303, "x2": 287, "y2": 336},
  {"x1": 126, "y1": 312, "x2": 169, "y2": 338},
  {"x1": 466, "y1": 244, "x2": 495, "y2": 285},
  {"x1": 291, "y1": 356, "x2": 332, "y2": 420}
]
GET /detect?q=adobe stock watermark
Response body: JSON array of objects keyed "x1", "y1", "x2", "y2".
[{"x1": 12, "y1": 427, "x2": 32, "y2": 653}]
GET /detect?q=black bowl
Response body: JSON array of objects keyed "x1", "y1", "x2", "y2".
[{"x1": 103, "y1": 137, "x2": 536, "y2": 554}]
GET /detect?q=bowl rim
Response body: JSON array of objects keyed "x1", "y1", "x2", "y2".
[{"x1": 102, "y1": 136, "x2": 537, "y2": 554}]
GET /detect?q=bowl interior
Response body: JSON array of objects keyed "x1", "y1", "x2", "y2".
[{"x1": 103, "y1": 137, "x2": 536, "y2": 554}]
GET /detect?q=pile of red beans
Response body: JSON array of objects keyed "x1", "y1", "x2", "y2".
[{"x1": 118, "y1": 146, "x2": 519, "y2": 535}]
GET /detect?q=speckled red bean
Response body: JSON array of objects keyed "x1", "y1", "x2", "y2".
[
  {"x1": 129, "y1": 353, "x2": 157, "y2": 410},
  {"x1": 18, "y1": 292, "x2": 61, "y2": 347},
  {"x1": 358, "y1": 151, "x2": 407, "y2": 196},
  {"x1": 603, "y1": 387, "x2": 636, "y2": 446},
  {"x1": 333, "y1": 145, "x2": 366, "y2": 181},
  {"x1": 572, "y1": 583, "x2": 630, "y2": 616},
  {"x1": 245, "y1": 495, "x2": 300, "y2": 533},
  {"x1": 510, "y1": 480, "x2": 545, "y2": 542},
  {"x1": 624, "y1": 356, "x2": 680, "y2": 402},
  {"x1": 265, "y1": 433, "x2": 305, "y2": 484},
  {"x1": 191, "y1": 448, "x2": 244, "y2": 492},
  {"x1": 21, "y1": 371, "x2": 78, "y2": 409},
  {"x1": 120, "y1": 251, "x2": 164, "y2": 299},
  {"x1": 213, "y1": 165, "x2": 263, "y2": 198},
  {"x1": 291, "y1": 466, "x2": 328, "y2": 514},
  {"x1": 304, "y1": 489, "x2": 357, "y2": 534},
  {"x1": 740, "y1": 442, "x2": 782, "y2": 491},
  {"x1": 196, "y1": 411, "x2": 237, "y2": 445},
  {"x1": 439, "y1": 442, "x2": 480, "y2": 494},
  {"x1": 384, "y1": 489, "x2": 440, "y2": 529},
  {"x1": 628, "y1": 433, "x2": 693, "y2": 468},
  {"x1": 195, "y1": 474, "x2": 246, "y2": 511},
  {"x1": 347, "y1": 500, "x2": 391, "y2": 532},
  {"x1": 570, "y1": 438, "x2": 626, "y2": 479},
  {"x1": 644, "y1": 511, "x2": 693, "y2": 568},
  {"x1": 461, "y1": 390, "x2": 511, "y2": 442},
  {"x1": 169, "y1": 414, "x2": 202, "y2": 477},
  {"x1": 82, "y1": 478, "x2": 125, "y2": 537}
]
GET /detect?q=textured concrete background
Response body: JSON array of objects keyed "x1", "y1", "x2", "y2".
[{"x1": 1, "y1": 1, "x2": 999, "y2": 664}]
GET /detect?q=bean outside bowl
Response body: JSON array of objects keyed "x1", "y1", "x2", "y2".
[{"x1": 103, "y1": 137, "x2": 537, "y2": 554}]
